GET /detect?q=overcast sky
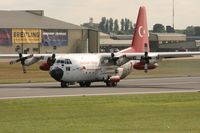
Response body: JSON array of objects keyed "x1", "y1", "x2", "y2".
[{"x1": 0, "y1": 0, "x2": 200, "y2": 29}]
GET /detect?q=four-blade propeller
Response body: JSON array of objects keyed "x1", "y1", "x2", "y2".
[
  {"x1": 10, "y1": 53, "x2": 33, "y2": 73},
  {"x1": 140, "y1": 43, "x2": 151, "y2": 73},
  {"x1": 111, "y1": 52, "x2": 119, "y2": 65},
  {"x1": 47, "y1": 53, "x2": 56, "y2": 66}
]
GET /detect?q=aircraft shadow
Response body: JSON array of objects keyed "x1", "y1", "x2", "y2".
[{"x1": 0, "y1": 84, "x2": 193, "y2": 90}]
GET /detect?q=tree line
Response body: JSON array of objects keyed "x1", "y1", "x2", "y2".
[
  {"x1": 82, "y1": 17, "x2": 134, "y2": 35},
  {"x1": 99, "y1": 17, "x2": 134, "y2": 34},
  {"x1": 82, "y1": 18, "x2": 200, "y2": 36},
  {"x1": 153, "y1": 23, "x2": 200, "y2": 36}
]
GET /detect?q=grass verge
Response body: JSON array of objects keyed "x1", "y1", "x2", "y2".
[
  {"x1": 128, "y1": 59, "x2": 200, "y2": 78},
  {"x1": 0, "y1": 59, "x2": 200, "y2": 83},
  {"x1": 0, "y1": 93, "x2": 200, "y2": 133},
  {"x1": 0, "y1": 61, "x2": 54, "y2": 84}
]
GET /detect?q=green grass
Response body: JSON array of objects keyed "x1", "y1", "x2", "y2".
[
  {"x1": 128, "y1": 59, "x2": 200, "y2": 78},
  {"x1": 0, "y1": 93, "x2": 200, "y2": 133},
  {"x1": 0, "y1": 61, "x2": 54, "y2": 84}
]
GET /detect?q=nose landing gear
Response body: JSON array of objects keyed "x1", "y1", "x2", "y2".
[{"x1": 61, "y1": 81, "x2": 69, "y2": 88}]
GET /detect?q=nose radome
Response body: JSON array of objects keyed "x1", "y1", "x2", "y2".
[{"x1": 50, "y1": 67, "x2": 64, "y2": 81}]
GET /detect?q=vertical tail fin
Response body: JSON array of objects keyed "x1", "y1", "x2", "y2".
[{"x1": 120, "y1": 6, "x2": 149, "y2": 53}]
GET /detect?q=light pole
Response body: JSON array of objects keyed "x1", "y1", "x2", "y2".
[{"x1": 172, "y1": 0, "x2": 175, "y2": 29}]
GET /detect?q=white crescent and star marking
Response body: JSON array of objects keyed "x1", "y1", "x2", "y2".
[{"x1": 138, "y1": 26, "x2": 146, "y2": 38}]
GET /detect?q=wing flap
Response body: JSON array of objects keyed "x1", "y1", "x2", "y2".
[{"x1": 156, "y1": 52, "x2": 200, "y2": 58}]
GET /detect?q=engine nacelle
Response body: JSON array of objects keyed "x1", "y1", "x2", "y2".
[
  {"x1": 24, "y1": 57, "x2": 41, "y2": 66},
  {"x1": 109, "y1": 75, "x2": 120, "y2": 82},
  {"x1": 39, "y1": 62, "x2": 50, "y2": 71},
  {"x1": 133, "y1": 62, "x2": 158, "y2": 70}
]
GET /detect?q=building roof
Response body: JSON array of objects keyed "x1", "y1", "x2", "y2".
[
  {"x1": 0, "y1": 10, "x2": 83, "y2": 29},
  {"x1": 100, "y1": 32, "x2": 110, "y2": 39},
  {"x1": 159, "y1": 42, "x2": 197, "y2": 49},
  {"x1": 110, "y1": 34, "x2": 133, "y2": 40},
  {"x1": 104, "y1": 33, "x2": 186, "y2": 42},
  {"x1": 187, "y1": 36, "x2": 200, "y2": 41},
  {"x1": 100, "y1": 38, "x2": 131, "y2": 46},
  {"x1": 151, "y1": 33, "x2": 186, "y2": 41},
  {"x1": 151, "y1": 33, "x2": 186, "y2": 37}
]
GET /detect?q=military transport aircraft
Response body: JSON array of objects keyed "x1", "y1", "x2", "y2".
[{"x1": 1, "y1": 6, "x2": 200, "y2": 87}]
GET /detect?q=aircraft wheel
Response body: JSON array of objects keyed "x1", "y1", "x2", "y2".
[
  {"x1": 106, "y1": 81, "x2": 117, "y2": 87},
  {"x1": 79, "y1": 82, "x2": 85, "y2": 87},
  {"x1": 61, "y1": 81, "x2": 68, "y2": 88},
  {"x1": 112, "y1": 82, "x2": 117, "y2": 87},
  {"x1": 85, "y1": 82, "x2": 91, "y2": 87},
  {"x1": 106, "y1": 81, "x2": 112, "y2": 87}
]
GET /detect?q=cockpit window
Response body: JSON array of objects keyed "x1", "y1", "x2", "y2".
[
  {"x1": 56, "y1": 60, "x2": 61, "y2": 63},
  {"x1": 65, "y1": 59, "x2": 72, "y2": 64},
  {"x1": 56, "y1": 59, "x2": 72, "y2": 64},
  {"x1": 61, "y1": 60, "x2": 65, "y2": 64}
]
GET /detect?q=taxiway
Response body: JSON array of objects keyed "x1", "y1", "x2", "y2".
[{"x1": 0, "y1": 76, "x2": 200, "y2": 99}]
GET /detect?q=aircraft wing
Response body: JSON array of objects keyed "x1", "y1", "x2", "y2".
[
  {"x1": 151, "y1": 52, "x2": 200, "y2": 58},
  {"x1": 116, "y1": 51, "x2": 200, "y2": 59},
  {"x1": 99, "y1": 51, "x2": 200, "y2": 66},
  {"x1": 0, "y1": 53, "x2": 67, "y2": 73},
  {"x1": 0, "y1": 54, "x2": 67, "y2": 60}
]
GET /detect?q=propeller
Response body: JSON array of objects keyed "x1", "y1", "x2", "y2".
[
  {"x1": 140, "y1": 43, "x2": 151, "y2": 73},
  {"x1": 111, "y1": 52, "x2": 118, "y2": 65},
  {"x1": 10, "y1": 53, "x2": 33, "y2": 73},
  {"x1": 45, "y1": 46, "x2": 57, "y2": 68},
  {"x1": 47, "y1": 53, "x2": 56, "y2": 66}
]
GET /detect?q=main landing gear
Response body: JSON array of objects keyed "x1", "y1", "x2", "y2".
[
  {"x1": 79, "y1": 81, "x2": 91, "y2": 87},
  {"x1": 60, "y1": 81, "x2": 91, "y2": 88},
  {"x1": 105, "y1": 81, "x2": 117, "y2": 87},
  {"x1": 60, "y1": 81, "x2": 117, "y2": 88}
]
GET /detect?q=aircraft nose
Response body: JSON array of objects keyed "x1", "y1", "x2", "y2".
[{"x1": 50, "y1": 67, "x2": 64, "y2": 81}]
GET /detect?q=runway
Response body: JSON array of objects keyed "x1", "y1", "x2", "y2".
[{"x1": 0, "y1": 76, "x2": 200, "y2": 99}]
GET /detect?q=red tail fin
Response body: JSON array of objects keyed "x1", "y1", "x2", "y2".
[{"x1": 120, "y1": 6, "x2": 149, "y2": 53}]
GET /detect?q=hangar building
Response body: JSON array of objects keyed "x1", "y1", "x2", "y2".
[
  {"x1": 0, "y1": 10, "x2": 99, "y2": 54},
  {"x1": 100, "y1": 33, "x2": 198, "y2": 52}
]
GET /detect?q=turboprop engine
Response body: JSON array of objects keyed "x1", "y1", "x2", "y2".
[
  {"x1": 109, "y1": 75, "x2": 121, "y2": 82},
  {"x1": 39, "y1": 53, "x2": 56, "y2": 71},
  {"x1": 9, "y1": 53, "x2": 41, "y2": 73},
  {"x1": 133, "y1": 61, "x2": 158, "y2": 70}
]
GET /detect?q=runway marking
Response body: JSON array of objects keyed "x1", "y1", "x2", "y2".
[
  {"x1": 0, "y1": 80, "x2": 199, "y2": 88},
  {"x1": 0, "y1": 90, "x2": 199, "y2": 100},
  {"x1": 0, "y1": 77, "x2": 199, "y2": 87},
  {"x1": 125, "y1": 76, "x2": 200, "y2": 81},
  {"x1": 128, "y1": 81, "x2": 200, "y2": 86},
  {"x1": 0, "y1": 77, "x2": 200, "y2": 100}
]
